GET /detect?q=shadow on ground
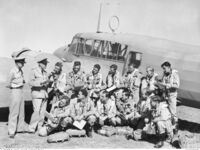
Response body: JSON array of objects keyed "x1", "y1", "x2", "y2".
[
  {"x1": 0, "y1": 101, "x2": 33, "y2": 124},
  {"x1": 178, "y1": 119, "x2": 200, "y2": 133}
]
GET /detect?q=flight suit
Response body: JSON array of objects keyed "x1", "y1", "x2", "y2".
[
  {"x1": 71, "y1": 98, "x2": 96, "y2": 127},
  {"x1": 115, "y1": 99, "x2": 137, "y2": 126},
  {"x1": 122, "y1": 69, "x2": 141, "y2": 105},
  {"x1": 95, "y1": 99, "x2": 117, "y2": 126},
  {"x1": 66, "y1": 70, "x2": 86, "y2": 93},
  {"x1": 162, "y1": 70, "x2": 180, "y2": 121},
  {"x1": 85, "y1": 72, "x2": 103, "y2": 103},
  {"x1": 47, "y1": 72, "x2": 67, "y2": 112},
  {"x1": 145, "y1": 73, "x2": 158, "y2": 93},
  {"x1": 39, "y1": 102, "x2": 73, "y2": 136},
  {"x1": 29, "y1": 66, "x2": 48, "y2": 132},
  {"x1": 152, "y1": 101, "x2": 173, "y2": 136},
  {"x1": 85, "y1": 72, "x2": 103, "y2": 91},
  {"x1": 105, "y1": 71, "x2": 120, "y2": 92},
  {"x1": 49, "y1": 71, "x2": 67, "y2": 94},
  {"x1": 8, "y1": 66, "x2": 26, "y2": 135},
  {"x1": 140, "y1": 73, "x2": 158, "y2": 114}
]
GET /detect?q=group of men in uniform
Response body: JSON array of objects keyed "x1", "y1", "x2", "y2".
[{"x1": 7, "y1": 53, "x2": 180, "y2": 148}]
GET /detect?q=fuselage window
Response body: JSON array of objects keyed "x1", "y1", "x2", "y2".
[{"x1": 128, "y1": 51, "x2": 142, "y2": 68}]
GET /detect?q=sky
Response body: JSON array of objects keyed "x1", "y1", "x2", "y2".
[{"x1": 1, "y1": 0, "x2": 200, "y2": 57}]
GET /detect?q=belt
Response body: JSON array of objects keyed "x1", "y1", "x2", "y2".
[
  {"x1": 31, "y1": 86, "x2": 47, "y2": 91},
  {"x1": 10, "y1": 86, "x2": 23, "y2": 89},
  {"x1": 168, "y1": 88, "x2": 177, "y2": 93}
]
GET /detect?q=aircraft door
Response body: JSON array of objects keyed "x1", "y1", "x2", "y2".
[{"x1": 122, "y1": 51, "x2": 142, "y2": 75}]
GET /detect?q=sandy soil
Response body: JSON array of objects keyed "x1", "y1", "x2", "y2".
[{"x1": 0, "y1": 104, "x2": 199, "y2": 149}]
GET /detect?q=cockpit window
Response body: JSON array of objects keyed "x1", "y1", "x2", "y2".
[
  {"x1": 91, "y1": 40, "x2": 101, "y2": 57},
  {"x1": 69, "y1": 38, "x2": 78, "y2": 53},
  {"x1": 77, "y1": 38, "x2": 84, "y2": 55}
]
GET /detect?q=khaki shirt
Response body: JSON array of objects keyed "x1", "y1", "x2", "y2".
[
  {"x1": 49, "y1": 72, "x2": 67, "y2": 93},
  {"x1": 116, "y1": 99, "x2": 135, "y2": 116},
  {"x1": 152, "y1": 101, "x2": 171, "y2": 121},
  {"x1": 85, "y1": 72, "x2": 103, "y2": 90},
  {"x1": 106, "y1": 71, "x2": 120, "y2": 89},
  {"x1": 66, "y1": 70, "x2": 86, "y2": 89},
  {"x1": 137, "y1": 98, "x2": 151, "y2": 117},
  {"x1": 141, "y1": 73, "x2": 158, "y2": 96},
  {"x1": 162, "y1": 69, "x2": 180, "y2": 92},
  {"x1": 71, "y1": 99, "x2": 95, "y2": 119},
  {"x1": 8, "y1": 66, "x2": 24, "y2": 88},
  {"x1": 29, "y1": 66, "x2": 48, "y2": 99},
  {"x1": 122, "y1": 69, "x2": 141, "y2": 91},
  {"x1": 96, "y1": 99, "x2": 116, "y2": 118},
  {"x1": 51, "y1": 104, "x2": 71, "y2": 118}
]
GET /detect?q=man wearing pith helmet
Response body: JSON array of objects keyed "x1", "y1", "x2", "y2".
[
  {"x1": 7, "y1": 55, "x2": 27, "y2": 138},
  {"x1": 28, "y1": 56, "x2": 50, "y2": 133}
]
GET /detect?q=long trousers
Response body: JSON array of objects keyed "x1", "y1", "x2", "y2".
[
  {"x1": 29, "y1": 98, "x2": 47, "y2": 132},
  {"x1": 168, "y1": 92, "x2": 178, "y2": 120},
  {"x1": 8, "y1": 88, "x2": 26, "y2": 134}
]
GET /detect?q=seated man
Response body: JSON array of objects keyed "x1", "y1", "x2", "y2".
[
  {"x1": 85, "y1": 64, "x2": 103, "y2": 92},
  {"x1": 115, "y1": 91, "x2": 139, "y2": 128},
  {"x1": 95, "y1": 91, "x2": 117, "y2": 127},
  {"x1": 111, "y1": 88, "x2": 125, "y2": 102},
  {"x1": 70, "y1": 88, "x2": 96, "y2": 137},
  {"x1": 105, "y1": 64, "x2": 120, "y2": 93},
  {"x1": 150, "y1": 95, "x2": 173, "y2": 148},
  {"x1": 120, "y1": 63, "x2": 141, "y2": 105},
  {"x1": 66, "y1": 61, "x2": 86, "y2": 96},
  {"x1": 38, "y1": 96, "x2": 73, "y2": 136}
]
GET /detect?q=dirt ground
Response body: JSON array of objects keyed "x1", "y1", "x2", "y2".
[{"x1": 0, "y1": 104, "x2": 200, "y2": 149}]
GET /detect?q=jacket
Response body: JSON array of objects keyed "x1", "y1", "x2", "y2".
[{"x1": 29, "y1": 66, "x2": 48, "y2": 99}]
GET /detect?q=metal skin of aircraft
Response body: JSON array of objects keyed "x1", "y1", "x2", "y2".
[{"x1": 54, "y1": 32, "x2": 200, "y2": 107}]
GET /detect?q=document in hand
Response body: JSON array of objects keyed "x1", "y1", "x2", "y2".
[{"x1": 73, "y1": 120, "x2": 86, "y2": 130}]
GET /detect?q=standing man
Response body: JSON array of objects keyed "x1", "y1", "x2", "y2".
[
  {"x1": 66, "y1": 61, "x2": 86, "y2": 95},
  {"x1": 140, "y1": 66, "x2": 158, "y2": 103},
  {"x1": 28, "y1": 57, "x2": 49, "y2": 132},
  {"x1": 159, "y1": 61, "x2": 180, "y2": 126},
  {"x1": 7, "y1": 56, "x2": 27, "y2": 138},
  {"x1": 105, "y1": 64, "x2": 120, "y2": 92},
  {"x1": 121, "y1": 63, "x2": 141, "y2": 105}
]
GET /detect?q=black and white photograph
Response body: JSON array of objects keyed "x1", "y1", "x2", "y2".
[{"x1": 0, "y1": 0, "x2": 200, "y2": 149}]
